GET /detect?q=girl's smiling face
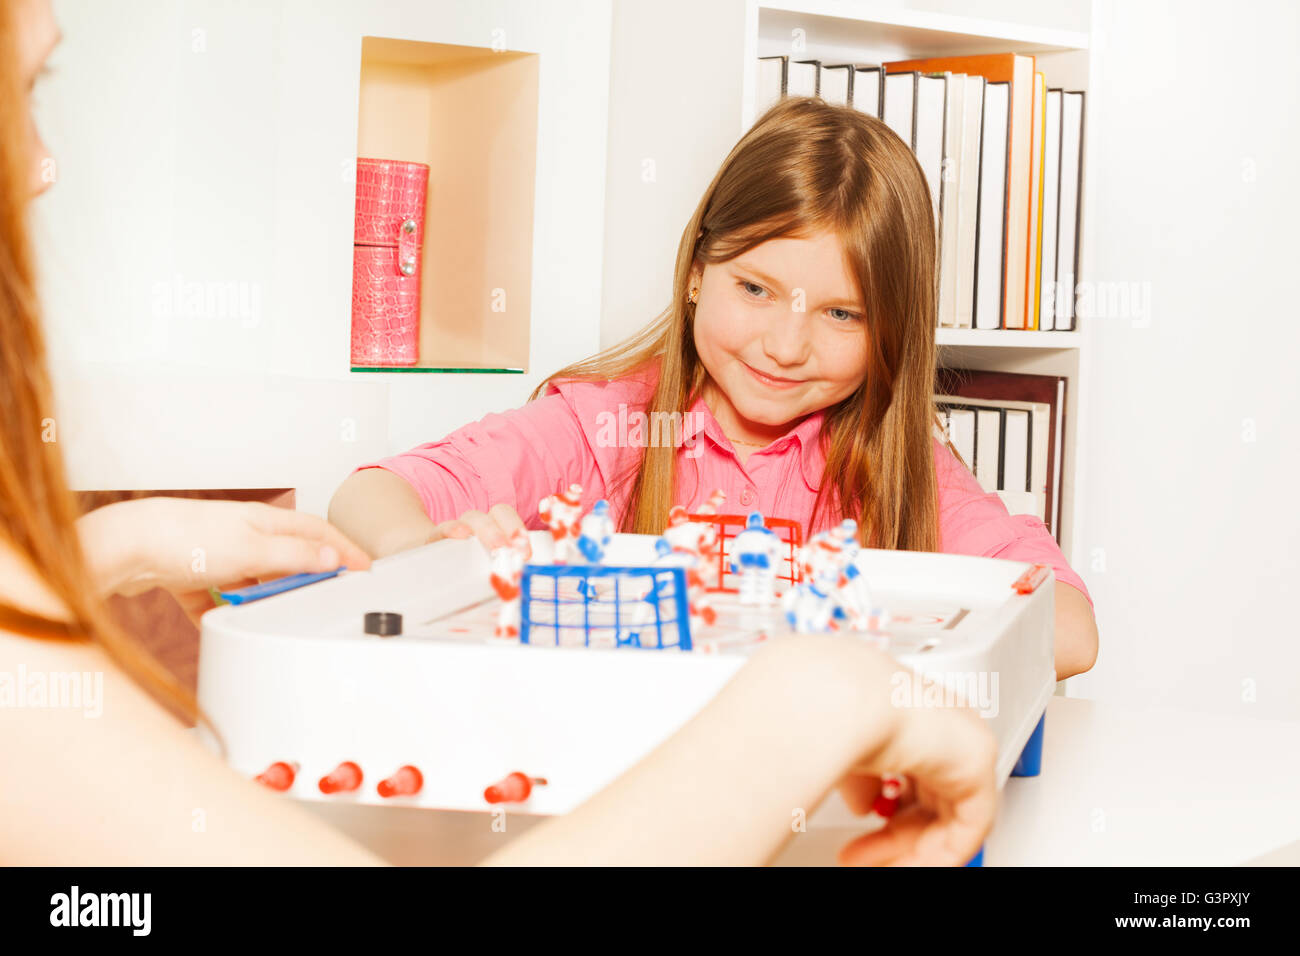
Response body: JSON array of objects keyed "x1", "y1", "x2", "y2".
[{"x1": 691, "y1": 229, "x2": 870, "y2": 443}]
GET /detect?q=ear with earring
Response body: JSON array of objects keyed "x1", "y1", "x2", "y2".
[{"x1": 687, "y1": 286, "x2": 699, "y2": 305}]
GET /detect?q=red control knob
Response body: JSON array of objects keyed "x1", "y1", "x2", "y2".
[
  {"x1": 484, "y1": 771, "x2": 548, "y2": 805},
  {"x1": 872, "y1": 775, "x2": 903, "y2": 818},
  {"x1": 254, "y1": 761, "x2": 298, "y2": 792},
  {"x1": 319, "y1": 761, "x2": 364, "y2": 794},
  {"x1": 377, "y1": 765, "x2": 424, "y2": 798}
]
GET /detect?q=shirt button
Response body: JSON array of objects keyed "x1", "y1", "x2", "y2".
[{"x1": 739, "y1": 488, "x2": 756, "y2": 508}]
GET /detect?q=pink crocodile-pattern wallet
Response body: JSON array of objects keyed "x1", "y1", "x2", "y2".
[{"x1": 351, "y1": 158, "x2": 429, "y2": 367}]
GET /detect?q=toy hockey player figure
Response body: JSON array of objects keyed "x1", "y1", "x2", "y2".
[
  {"x1": 781, "y1": 578, "x2": 847, "y2": 633},
  {"x1": 829, "y1": 519, "x2": 891, "y2": 632},
  {"x1": 797, "y1": 525, "x2": 853, "y2": 592},
  {"x1": 689, "y1": 489, "x2": 727, "y2": 589},
  {"x1": 728, "y1": 512, "x2": 784, "y2": 606},
  {"x1": 489, "y1": 527, "x2": 531, "y2": 639},
  {"x1": 576, "y1": 499, "x2": 614, "y2": 564},
  {"x1": 539, "y1": 483, "x2": 583, "y2": 563},
  {"x1": 658, "y1": 512, "x2": 718, "y2": 626}
]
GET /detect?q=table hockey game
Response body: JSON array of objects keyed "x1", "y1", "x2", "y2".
[{"x1": 198, "y1": 511, "x2": 1056, "y2": 863}]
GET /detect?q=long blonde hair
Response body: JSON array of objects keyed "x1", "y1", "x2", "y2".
[{"x1": 536, "y1": 96, "x2": 940, "y2": 552}]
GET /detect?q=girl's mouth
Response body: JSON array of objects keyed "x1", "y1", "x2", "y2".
[{"x1": 742, "y1": 362, "x2": 804, "y2": 390}]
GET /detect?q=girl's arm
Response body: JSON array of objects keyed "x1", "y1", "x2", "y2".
[
  {"x1": 1054, "y1": 581, "x2": 1098, "y2": 681},
  {"x1": 328, "y1": 466, "x2": 445, "y2": 559},
  {"x1": 329, "y1": 385, "x2": 619, "y2": 559}
]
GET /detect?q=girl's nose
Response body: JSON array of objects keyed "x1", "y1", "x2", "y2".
[{"x1": 761, "y1": 311, "x2": 811, "y2": 368}]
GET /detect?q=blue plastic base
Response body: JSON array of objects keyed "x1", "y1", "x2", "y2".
[{"x1": 1010, "y1": 712, "x2": 1046, "y2": 777}]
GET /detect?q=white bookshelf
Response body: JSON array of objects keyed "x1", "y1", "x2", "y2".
[
  {"x1": 604, "y1": 0, "x2": 1095, "y2": 561},
  {"x1": 741, "y1": 1, "x2": 1097, "y2": 566}
]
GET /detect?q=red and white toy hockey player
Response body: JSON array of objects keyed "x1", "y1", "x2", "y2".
[
  {"x1": 661, "y1": 503, "x2": 720, "y2": 625},
  {"x1": 829, "y1": 518, "x2": 891, "y2": 632},
  {"x1": 689, "y1": 489, "x2": 727, "y2": 589},
  {"x1": 538, "y1": 483, "x2": 583, "y2": 563},
  {"x1": 489, "y1": 527, "x2": 531, "y2": 639}
]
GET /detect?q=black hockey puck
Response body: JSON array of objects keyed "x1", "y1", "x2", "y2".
[{"x1": 363, "y1": 611, "x2": 403, "y2": 637}]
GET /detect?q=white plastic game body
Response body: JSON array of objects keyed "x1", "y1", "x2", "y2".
[{"x1": 197, "y1": 532, "x2": 1056, "y2": 821}]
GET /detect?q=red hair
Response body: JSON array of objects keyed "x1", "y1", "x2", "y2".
[{"x1": 0, "y1": 2, "x2": 197, "y2": 720}]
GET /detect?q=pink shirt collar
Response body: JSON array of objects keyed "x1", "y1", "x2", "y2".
[{"x1": 683, "y1": 394, "x2": 827, "y2": 492}]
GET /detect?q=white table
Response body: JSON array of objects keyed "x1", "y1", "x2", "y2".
[{"x1": 303, "y1": 697, "x2": 1300, "y2": 866}]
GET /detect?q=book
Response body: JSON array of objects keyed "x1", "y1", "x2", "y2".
[
  {"x1": 1038, "y1": 88, "x2": 1063, "y2": 329},
  {"x1": 1026, "y1": 72, "x2": 1046, "y2": 328},
  {"x1": 938, "y1": 397, "x2": 1045, "y2": 520},
  {"x1": 953, "y1": 75, "x2": 985, "y2": 329},
  {"x1": 758, "y1": 55, "x2": 786, "y2": 115},
  {"x1": 886, "y1": 54, "x2": 1037, "y2": 329},
  {"x1": 819, "y1": 63, "x2": 853, "y2": 106},
  {"x1": 974, "y1": 81, "x2": 1009, "y2": 330},
  {"x1": 852, "y1": 65, "x2": 882, "y2": 117},
  {"x1": 935, "y1": 367, "x2": 1067, "y2": 538},
  {"x1": 914, "y1": 73, "x2": 947, "y2": 237},
  {"x1": 882, "y1": 70, "x2": 917, "y2": 148},
  {"x1": 788, "y1": 58, "x2": 820, "y2": 97},
  {"x1": 936, "y1": 72, "x2": 966, "y2": 328},
  {"x1": 1055, "y1": 90, "x2": 1085, "y2": 330}
]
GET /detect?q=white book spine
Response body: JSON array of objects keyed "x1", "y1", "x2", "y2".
[
  {"x1": 954, "y1": 76, "x2": 984, "y2": 330},
  {"x1": 882, "y1": 71, "x2": 916, "y2": 149},
  {"x1": 938, "y1": 73, "x2": 965, "y2": 328},
  {"x1": 820, "y1": 64, "x2": 852, "y2": 106},
  {"x1": 974, "y1": 408, "x2": 1002, "y2": 493},
  {"x1": 1055, "y1": 91, "x2": 1084, "y2": 329},
  {"x1": 974, "y1": 82, "x2": 1009, "y2": 330},
  {"x1": 1038, "y1": 89, "x2": 1063, "y2": 331},
  {"x1": 757, "y1": 56, "x2": 786, "y2": 116},
  {"x1": 852, "y1": 67, "x2": 881, "y2": 118}
]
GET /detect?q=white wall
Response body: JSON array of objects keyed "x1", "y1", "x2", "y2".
[
  {"x1": 598, "y1": 0, "x2": 1300, "y2": 722},
  {"x1": 34, "y1": 0, "x2": 612, "y2": 516},
  {"x1": 599, "y1": 0, "x2": 751, "y2": 349},
  {"x1": 1067, "y1": 0, "x2": 1300, "y2": 721}
]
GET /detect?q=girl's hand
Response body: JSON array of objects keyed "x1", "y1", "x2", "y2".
[
  {"x1": 834, "y1": 678, "x2": 997, "y2": 866},
  {"x1": 80, "y1": 498, "x2": 372, "y2": 621},
  {"x1": 428, "y1": 504, "x2": 531, "y2": 557}
]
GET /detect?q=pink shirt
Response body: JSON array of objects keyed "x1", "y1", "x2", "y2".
[{"x1": 359, "y1": 372, "x2": 1093, "y2": 606}]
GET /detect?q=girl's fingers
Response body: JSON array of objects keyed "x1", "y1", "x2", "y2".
[
  {"x1": 248, "y1": 503, "x2": 372, "y2": 570},
  {"x1": 837, "y1": 801, "x2": 983, "y2": 867},
  {"x1": 456, "y1": 509, "x2": 509, "y2": 551},
  {"x1": 487, "y1": 504, "x2": 531, "y2": 557},
  {"x1": 837, "y1": 775, "x2": 881, "y2": 816},
  {"x1": 429, "y1": 518, "x2": 474, "y2": 543},
  {"x1": 487, "y1": 503, "x2": 526, "y2": 537},
  {"x1": 837, "y1": 773, "x2": 918, "y2": 817}
]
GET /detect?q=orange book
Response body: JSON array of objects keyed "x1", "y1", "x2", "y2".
[
  {"x1": 884, "y1": 53, "x2": 1036, "y2": 329},
  {"x1": 1027, "y1": 72, "x2": 1046, "y2": 329}
]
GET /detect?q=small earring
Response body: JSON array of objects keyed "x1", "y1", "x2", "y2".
[{"x1": 688, "y1": 287, "x2": 699, "y2": 304}]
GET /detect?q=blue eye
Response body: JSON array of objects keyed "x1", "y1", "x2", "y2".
[
  {"x1": 828, "y1": 308, "x2": 861, "y2": 323},
  {"x1": 739, "y1": 280, "x2": 767, "y2": 298}
]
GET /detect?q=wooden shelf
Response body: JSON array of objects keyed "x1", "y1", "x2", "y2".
[{"x1": 355, "y1": 36, "x2": 539, "y2": 372}]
